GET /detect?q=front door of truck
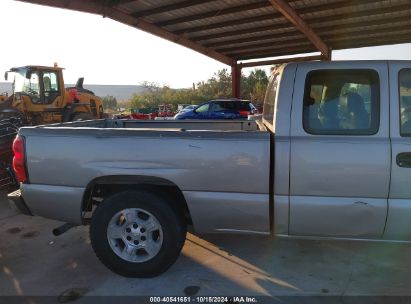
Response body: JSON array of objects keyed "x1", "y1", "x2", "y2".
[
  {"x1": 384, "y1": 62, "x2": 411, "y2": 240},
  {"x1": 289, "y1": 62, "x2": 390, "y2": 238}
]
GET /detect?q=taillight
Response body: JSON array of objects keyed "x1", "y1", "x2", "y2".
[
  {"x1": 12, "y1": 135, "x2": 27, "y2": 183},
  {"x1": 239, "y1": 110, "x2": 250, "y2": 117}
]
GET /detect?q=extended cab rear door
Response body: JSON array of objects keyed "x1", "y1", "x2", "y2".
[
  {"x1": 289, "y1": 61, "x2": 390, "y2": 238},
  {"x1": 384, "y1": 62, "x2": 411, "y2": 240}
]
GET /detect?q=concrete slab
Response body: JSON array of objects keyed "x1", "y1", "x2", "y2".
[{"x1": 1, "y1": 195, "x2": 411, "y2": 298}]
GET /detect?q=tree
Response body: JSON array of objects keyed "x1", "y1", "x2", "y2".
[
  {"x1": 242, "y1": 69, "x2": 268, "y2": 102},
  {"x1": 102, "y1": 95, "x2": 117, "y2": 110},
  {"x1": 124, "y1": 67, "x2": 271, "y2": 111}
]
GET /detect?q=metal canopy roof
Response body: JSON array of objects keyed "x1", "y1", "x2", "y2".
[{"x1": 16, "y1": 0, "x2": 411, "y2": 67}]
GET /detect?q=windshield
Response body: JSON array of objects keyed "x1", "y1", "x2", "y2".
[{"x1": 13, "y1": 69, "x2": 40, "y2": 100}]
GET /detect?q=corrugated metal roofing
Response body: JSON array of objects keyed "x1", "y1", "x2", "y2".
[{"x1": 16, "y1": 0, "x2": 411, "y2": 65}]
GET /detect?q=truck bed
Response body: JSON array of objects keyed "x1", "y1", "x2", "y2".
[{"x1": 19, "y1": 118, "x2": 271, "y2": 233}]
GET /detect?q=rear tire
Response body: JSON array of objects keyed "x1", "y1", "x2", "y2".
[{"x1": 90, "y1": 190, "x2": 186, "y2": 277}]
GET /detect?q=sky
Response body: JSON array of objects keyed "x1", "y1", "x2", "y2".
[{"x1": 2, "y1": 0, "x2": 411, "y2": 88}]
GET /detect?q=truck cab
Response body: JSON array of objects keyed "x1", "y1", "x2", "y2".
[
  {"x1": 269, "y1": 61, "x2": 411, "y2": 240},
  {"x1": 6, "y1": 66, "x2": 66, "y2": 109}
]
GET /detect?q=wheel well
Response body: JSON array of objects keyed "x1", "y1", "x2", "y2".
[{"x1": 82, "y1": 177, "x2": 192, "y2": 226}]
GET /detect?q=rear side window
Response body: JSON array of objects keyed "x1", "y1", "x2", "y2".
[
  {"x1": 223, "y1": 101, "x2": 236, "y2": 110},
  {"x1": 303, "y1": 69, "x2": 380, "y2": 135},
  {"x1": 239, "y1": 101, "x2": 251, "y2": 111},
  {"x1": 399, "y1": 69, "x2": 411, "y2": 136},
  {"x1": 263, "y1": 73, "x2": 279, "y2": 128},
  {"x1": 210, "y1": 102, "x2": 225, "y2": 112}
]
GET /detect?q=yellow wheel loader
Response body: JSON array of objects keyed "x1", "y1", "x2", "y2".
[
  {"x1": 2, "y1": 65, "x2": 104, "y2": 123},
  {"x1": 0, "y1": 65, "x2": 104, "y2": 191}
]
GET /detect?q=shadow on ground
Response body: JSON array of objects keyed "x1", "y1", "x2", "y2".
[{"x1": 1, "y1": 196, "x2": 411, "y2": 299}]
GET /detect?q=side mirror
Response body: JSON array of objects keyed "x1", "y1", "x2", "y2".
[
  {"x1": 4, "y1": 72, "x2": 7, "y2": 81},
  {"x1": 25, "y1": 70, "x2": 32, "y2": 79}
]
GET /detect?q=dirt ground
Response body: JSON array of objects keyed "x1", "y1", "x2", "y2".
[{"x1": 1, "y1": 194, "x2": 411, "y2": 302}]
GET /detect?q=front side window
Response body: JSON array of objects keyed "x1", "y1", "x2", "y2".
[
  {"x1": 14, "y1": 70, "x2": 40, "y2": 102},
  {"x1": 303, "y1": 69, "x2": 380, "y2": 135},
  {"x1": 399, "y1": 69, "x2": 411, "y2": 136},
  {"x1": 195, "y1": 103, "x2": 209, "y2": 113}
]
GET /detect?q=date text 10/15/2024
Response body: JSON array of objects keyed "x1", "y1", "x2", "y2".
[{"x1": 149, "y1": 297, "x2": 258, "y2": 303}]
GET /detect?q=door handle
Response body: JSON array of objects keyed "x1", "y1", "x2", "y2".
[{"x1": 397, "y1": 153, "x2": 411, "y2": 168}]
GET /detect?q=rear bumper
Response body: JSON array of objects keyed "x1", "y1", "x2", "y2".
[{"x1": 7, "y1": 190, "x2": 32, "y2": 216}]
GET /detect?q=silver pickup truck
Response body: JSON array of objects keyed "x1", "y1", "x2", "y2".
[{"x1": 9, "y1": 61, "x2": 411, "y2": 277}]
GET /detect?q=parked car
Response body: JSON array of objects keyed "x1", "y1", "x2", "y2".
[
  {"x1": 177, "y1": 104, "x2": 197, "y2": 113},
  {"x1": 177, "y1": 104, "x2": 191, "y2": 112},
  {"x1": 9, "y1": 60, "x2": 411, "y2": 278},
  {"x1": 174, "y1": 99, "x2": 257, "y2": 119}
]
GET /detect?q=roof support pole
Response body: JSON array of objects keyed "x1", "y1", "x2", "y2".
[
  {"x1": 268, "y1": 0, "x2": 331, "y2": 59},
  {"x1": 323, "y1": 48, "x2": 332, "y2": 61},
  {"x1": 231, "y1": 63, "x2": 241, "y2": 99}
]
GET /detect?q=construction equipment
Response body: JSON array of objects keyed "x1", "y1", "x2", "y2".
[
  {"x1": 0, "y1": 65, "x2": 104, "y2": 191},
  {"x1": 2, "y1": 65, "x2": 104, "y2": 124}
]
